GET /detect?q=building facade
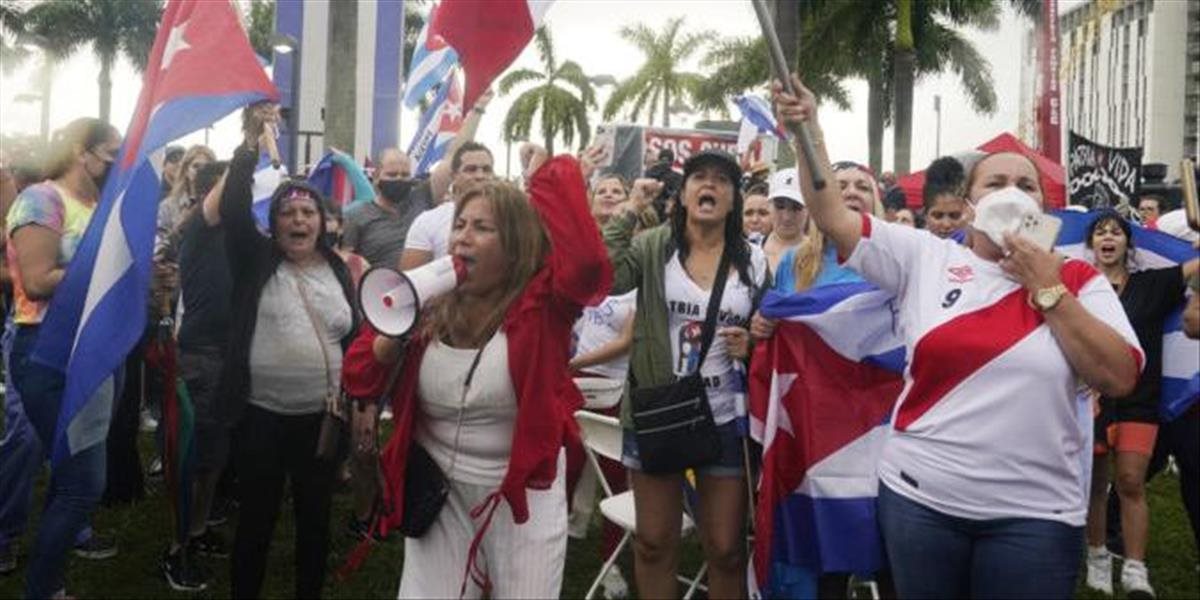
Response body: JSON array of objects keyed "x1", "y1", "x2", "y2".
[{"x1": 1022, "y1": 0, "x2": 1199, "y2": 177}]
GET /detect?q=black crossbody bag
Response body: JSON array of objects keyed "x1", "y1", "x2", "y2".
[{"x1": 630, "y1": 250, "x2": 731, "y2": 474}]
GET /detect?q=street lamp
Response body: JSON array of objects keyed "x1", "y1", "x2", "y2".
[
  {"x1": 271, "y1": 33, "x2": 300, "y2": 174},
  {"x1": 16, "y1": 33, "x2": 51, "y2": 142}
]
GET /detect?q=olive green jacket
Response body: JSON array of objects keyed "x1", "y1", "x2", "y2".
[{"x1": 603, "y1": 211, "x2": 771, "y2": 426}]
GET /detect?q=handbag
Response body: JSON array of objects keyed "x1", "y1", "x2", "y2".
[
  {"x1": 289, "y1": 264, "x2": 348, "y2": 461},
  {"x1": 399, "y1": 344, "x2": 487, "y2": 538},
  {"x1": 630, "y1": 249, "x2": 732, "y2": 474}
]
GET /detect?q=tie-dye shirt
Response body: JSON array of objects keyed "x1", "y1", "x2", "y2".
[{"x1": 5, "y1": 181, "x2": 96, "y2": 324}]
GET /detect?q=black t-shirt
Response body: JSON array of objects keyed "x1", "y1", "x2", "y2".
[
  {"x1": 177, "y1": 211, "x2": 233, "y2": 351},
  {"x1": 1101, "y1": 266, "x2": 1186, "y2": 423}
]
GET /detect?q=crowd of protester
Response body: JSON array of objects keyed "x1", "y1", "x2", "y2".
[{"x1": 0, "y1": 72, "x2": 1196, "y2": 600}]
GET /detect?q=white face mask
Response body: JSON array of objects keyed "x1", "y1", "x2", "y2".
[{"x1": 969, "y1": 187, "x2": 1041, "y2": 248}]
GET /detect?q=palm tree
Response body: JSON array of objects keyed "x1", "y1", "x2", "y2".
[
  {"x1": 498, "y1": 27, "x2": 596, "y2": 154},
  {"x1": 0, "y1": 2, "x2": 30, "y2": 75},
  {"x1": 891, "y1": 0, "x2": 1000, "y2": 174},
  {"x1": 24, "y1": 0, "x2": 162, "y2": 124},
  {"x1": 603, "y1": 17, "x2": 710, "y2": 128}
]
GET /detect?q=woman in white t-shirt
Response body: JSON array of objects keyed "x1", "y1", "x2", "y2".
[
  {"x1": 604, "y1": 150, "x2": 769, "y2": 599},
  {"x1": 772, "y1": 77, "x2": 1143, "y2": 599}
]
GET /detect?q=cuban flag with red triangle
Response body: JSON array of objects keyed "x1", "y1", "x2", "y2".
[
  {"x1": 748, "y1": 284, "x2": 905, "y2": 598},
  {"x1": 33, "y1": 0, "x2": 278, "y2": 465}
]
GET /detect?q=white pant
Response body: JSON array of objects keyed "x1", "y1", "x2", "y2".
[{"x1": 398, "y1": 450, "x2": 567, "y2": 599}]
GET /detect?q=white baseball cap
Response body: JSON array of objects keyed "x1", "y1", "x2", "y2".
[{"x1": 769, "y1": 168, "x2": 804, "y2": 206}]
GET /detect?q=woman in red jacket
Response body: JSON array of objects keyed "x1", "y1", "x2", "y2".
[{"x1": 341, "y1": 146, "x2": 611, "y2": 598}]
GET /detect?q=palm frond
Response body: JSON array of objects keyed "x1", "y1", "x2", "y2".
[
  {"x1": 555, "y1": 61, "x2": 596, "y2": 109},
  {"x1": 534, "y1": 26, "x2": 556, "y2": 74},
  {"x1": 499, "y1": 68, "x2": 545, "y2": 95}
]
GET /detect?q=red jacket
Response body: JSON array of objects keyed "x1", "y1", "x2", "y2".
[{"x1": 342, "y1": 155, "x2": 611, "y2": 555}]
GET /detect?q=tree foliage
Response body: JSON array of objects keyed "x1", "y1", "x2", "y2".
[
  {"x1": 602, "y1": 17, "x2": 709, "y2": 127},
  {"x1": 245, "y1": 0, "x2": 274, "y2": 60},
  {"x1": 498, "y1": 27, "x2": 596, "y2": 154}
]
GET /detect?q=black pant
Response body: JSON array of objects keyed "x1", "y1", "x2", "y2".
[
  {"x1": 231, "y1": 405, "x2": 334, "y2": 599},
  {"x1": 103, "y1": 337, "x2": 143, "y2": 505},
  {"x1": 1106, "y1": 409, "x2": 1200, "y2": 554}
]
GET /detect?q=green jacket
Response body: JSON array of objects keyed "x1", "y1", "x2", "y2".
[{"x1": 603, "y1": 211, "x2": 770, "y2": 426}]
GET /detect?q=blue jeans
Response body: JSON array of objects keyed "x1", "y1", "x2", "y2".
[
  {"x1": 0, "y1": 321, "x2": 94, "y2": 554},
  {"x1": 877, "y1": 483, "x2": 1082, "y2": 599},
  {"x1": 10, "y1": 325, "x2": 109, "y2": 598}
]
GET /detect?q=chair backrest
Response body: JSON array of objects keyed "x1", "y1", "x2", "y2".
[
  {"x1": 574, "y1": 410, "x2": 623, "y2": 463},
  {"x1": 573, "y1": 377, "x2": 625, "y2": 410}
]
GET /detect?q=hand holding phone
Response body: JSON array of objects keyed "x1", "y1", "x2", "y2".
[{"x1": 1016, "y1": 212, "x2": 1063, "y2": 252}]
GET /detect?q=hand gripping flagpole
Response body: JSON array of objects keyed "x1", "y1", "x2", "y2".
[{"x1": 750, "y1": 0, "x2": 826, "y2": 190}]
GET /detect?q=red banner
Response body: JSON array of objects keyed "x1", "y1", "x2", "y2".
[
  {"x1": 1037, "y1": 0, "x2": 1062, "y2": 163},
  {"x1": 643, "y1": 128, "x2": 767, "y2": 168}
]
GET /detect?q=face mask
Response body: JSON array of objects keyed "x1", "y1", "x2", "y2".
[
  {"x1": 378, "y1": 179, "x2": 414, "y2": 203},
  {"x1": 969, "y1": 186, "x2": 1041, "y2": 248}
]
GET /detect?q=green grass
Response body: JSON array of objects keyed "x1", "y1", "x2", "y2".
[{"x1": 1, "y1": 433, "x2": 1196, "y2": 599}]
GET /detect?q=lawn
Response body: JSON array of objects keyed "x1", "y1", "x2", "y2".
[{"x1": 0, "y1": 433, "x2": 1196, "y2": 599}]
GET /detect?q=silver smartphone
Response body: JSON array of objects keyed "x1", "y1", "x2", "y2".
[{"x1": 1017, "y1": 212, "x2": 1063, "y2": 251}]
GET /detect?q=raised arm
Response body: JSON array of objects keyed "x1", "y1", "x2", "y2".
[
  {"x1": 523, "y1": 146, "x2": 612, "y2": 307},
  {"x1": 602, "y1": 178, "x2": 660, "y2": 295},
  {"x1": 772, "y1": 76, "x2": 862, "y2": 259}
]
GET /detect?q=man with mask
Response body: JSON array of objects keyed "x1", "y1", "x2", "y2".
[{"x1": 341, "y1": 148, "x2": 426, "y2": 269}]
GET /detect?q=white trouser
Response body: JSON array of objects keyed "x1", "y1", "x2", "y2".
[{"x1": 398, "y1": 450, "x2": 567, "y2": 599}]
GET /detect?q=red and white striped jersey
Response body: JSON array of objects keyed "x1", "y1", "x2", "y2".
[{"x1": 844, "y1": 215, "x2": 1143, "y2": 525}]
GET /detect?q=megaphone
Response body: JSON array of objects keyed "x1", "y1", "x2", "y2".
[{"x1": 359, "y1": 255, "x2": 467, "y2": 337}]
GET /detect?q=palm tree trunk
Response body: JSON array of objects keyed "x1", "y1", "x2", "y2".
[
  {"x1": 867, "y1": 68, "x2": 885, "y2": 175},
  {"x1": 892, "y1": 0, "x2": 915, "y2": 175},
  {"x1": 325, "y1": 1, "x2": 358, "y2": 155},
  {"x1": 662, "y1": 87, "x2": 670, "y2": 128},
  {"x1": 98, "y1": 55, "x2": 113, "y2": 124}
]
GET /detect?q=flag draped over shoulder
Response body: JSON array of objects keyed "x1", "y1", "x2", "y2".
[
  {"x1": 748, "y1": 284, "x2": 905, "y2": 598},
  {"x1": 32, "y1": 0, "x2": 278, "y2": 465},
  {"x1": 1054, "y1": 210, "x2": 1199, "y2": 419}
]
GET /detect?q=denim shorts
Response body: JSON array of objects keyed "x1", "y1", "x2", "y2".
[{"x1": 622, "y1": 420, "x2": 747, "y2": 478}]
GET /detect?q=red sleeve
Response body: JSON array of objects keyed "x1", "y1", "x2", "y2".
[
  {"x1": 341, "y1": 322, "x2": 393, "y2": 399},
  {"x1": 525, "y1": 156, "x2": 613, "y2": 308}
]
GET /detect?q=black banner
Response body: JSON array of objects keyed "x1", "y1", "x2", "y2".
[{"x1": 1067, "y1": 131, "x2": 1143, "y2": 209}]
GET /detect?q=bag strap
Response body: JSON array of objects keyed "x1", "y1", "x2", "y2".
[
  {"x1": 692, "y1": 247, "x2": 733, "y2": 373},
  {"x1": 288, "y1": 264, "x2": 336, "y2": 407}
]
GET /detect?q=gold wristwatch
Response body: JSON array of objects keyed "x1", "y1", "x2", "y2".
[{"x1": 1029, "y1": 284, "x2": 1069, "y2": 312}]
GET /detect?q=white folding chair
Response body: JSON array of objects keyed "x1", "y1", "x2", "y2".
[
  {"x1": 574, "y1": 410, "x2": 708, "y2": 600},
  {"x1": 573, "y1": 377, "x2": 625, "y2": 411}
]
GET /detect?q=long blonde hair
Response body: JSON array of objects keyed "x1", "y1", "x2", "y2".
[
  {"x1": 422, "y1": 181, "x2": 549, "y2": 345},
  {"x1": 792, "y1": 164, "x2": 884, "y2": 291}
]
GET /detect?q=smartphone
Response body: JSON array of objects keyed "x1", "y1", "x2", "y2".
[
  {"x1": 1017, "y1": 212, "x2": 1063, "y2": 252},
  {"x1": 594, "y1": 125, "x2": 616, "y2": 169},
  {"x1": 1181, "y1": 158, "x2": 1199, "y2": 232}
]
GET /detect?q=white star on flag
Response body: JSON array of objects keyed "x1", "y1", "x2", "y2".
[{"x1": 160, "y1": 19, "x2": 191, "y2": 71}]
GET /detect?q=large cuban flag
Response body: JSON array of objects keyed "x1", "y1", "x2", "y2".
[
  {"x1": 407, "y1": 70, "x2": 463, "y2": 176},
  {"x1": 403, "y1": 1, "x2": 459, "y2": 109},
  {"x1": 748, "y1": 284, "x2": 905, "y2": 598},
  {"x1": 1054, "y1": 210, "x2": 1199, "y2": 419},
  {"x1": 33, "y1": 0, "x2": 278, "y2": 465}
]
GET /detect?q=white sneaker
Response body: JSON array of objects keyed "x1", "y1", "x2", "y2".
[
  {"x1": 1085, "y1": 546, "x2": 1113, "y2": 595},
  {"x1": 601, "y1": 566, "x2": 629, "y2": 600},
  {"x1": 1121, "y1": 559, "x2": 1156, "y2": 599}
]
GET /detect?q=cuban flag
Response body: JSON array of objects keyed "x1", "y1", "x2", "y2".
[
  {"x1": 32, "y1": 0, "x2": 278, "y2": 465},
  {"x1": 430, "y1": 0, "x2": 554, "y2": 111},
  {"x1": 735, "y1": 94, "x2": 786, "y2": 154},
  {"x1": 403, "y1": 1, "x2": 459, "y2": 109},
  {"x1": 748, "y1": 284, "x2": 905, "y2": 598},
  {"x1": 251, "y1": 154, "x2": 287, "y2": 234},
  {"x1": 407, "y1": 70, "x2": 463, "y2": 176},
  {"x1": 1054, "y1": 210, "x2": 1200, "y2": 420}
]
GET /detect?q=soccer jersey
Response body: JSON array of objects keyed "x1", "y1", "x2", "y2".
[
  {"x1": 5, "y1": 182, "x2": 96, "y2": 325},
  {"x1": 664, "y1": 245, "x2": 767, "y2": 425},
  {"x1": 843, "y1": 214, "x2": 1143, "y2": 526}
]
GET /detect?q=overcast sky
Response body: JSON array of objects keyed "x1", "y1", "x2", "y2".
[{"x1": 0, "y1": 0, "x2": 1085, "y2": 175}]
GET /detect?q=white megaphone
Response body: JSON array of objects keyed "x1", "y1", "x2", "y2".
[{"x1": 359, "y1": 255, "x2": 467, "y2": 337}]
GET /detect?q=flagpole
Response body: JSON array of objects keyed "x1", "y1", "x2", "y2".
[{"x1": 749, "y1": 0, "x2": 826, "y2": 190}]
